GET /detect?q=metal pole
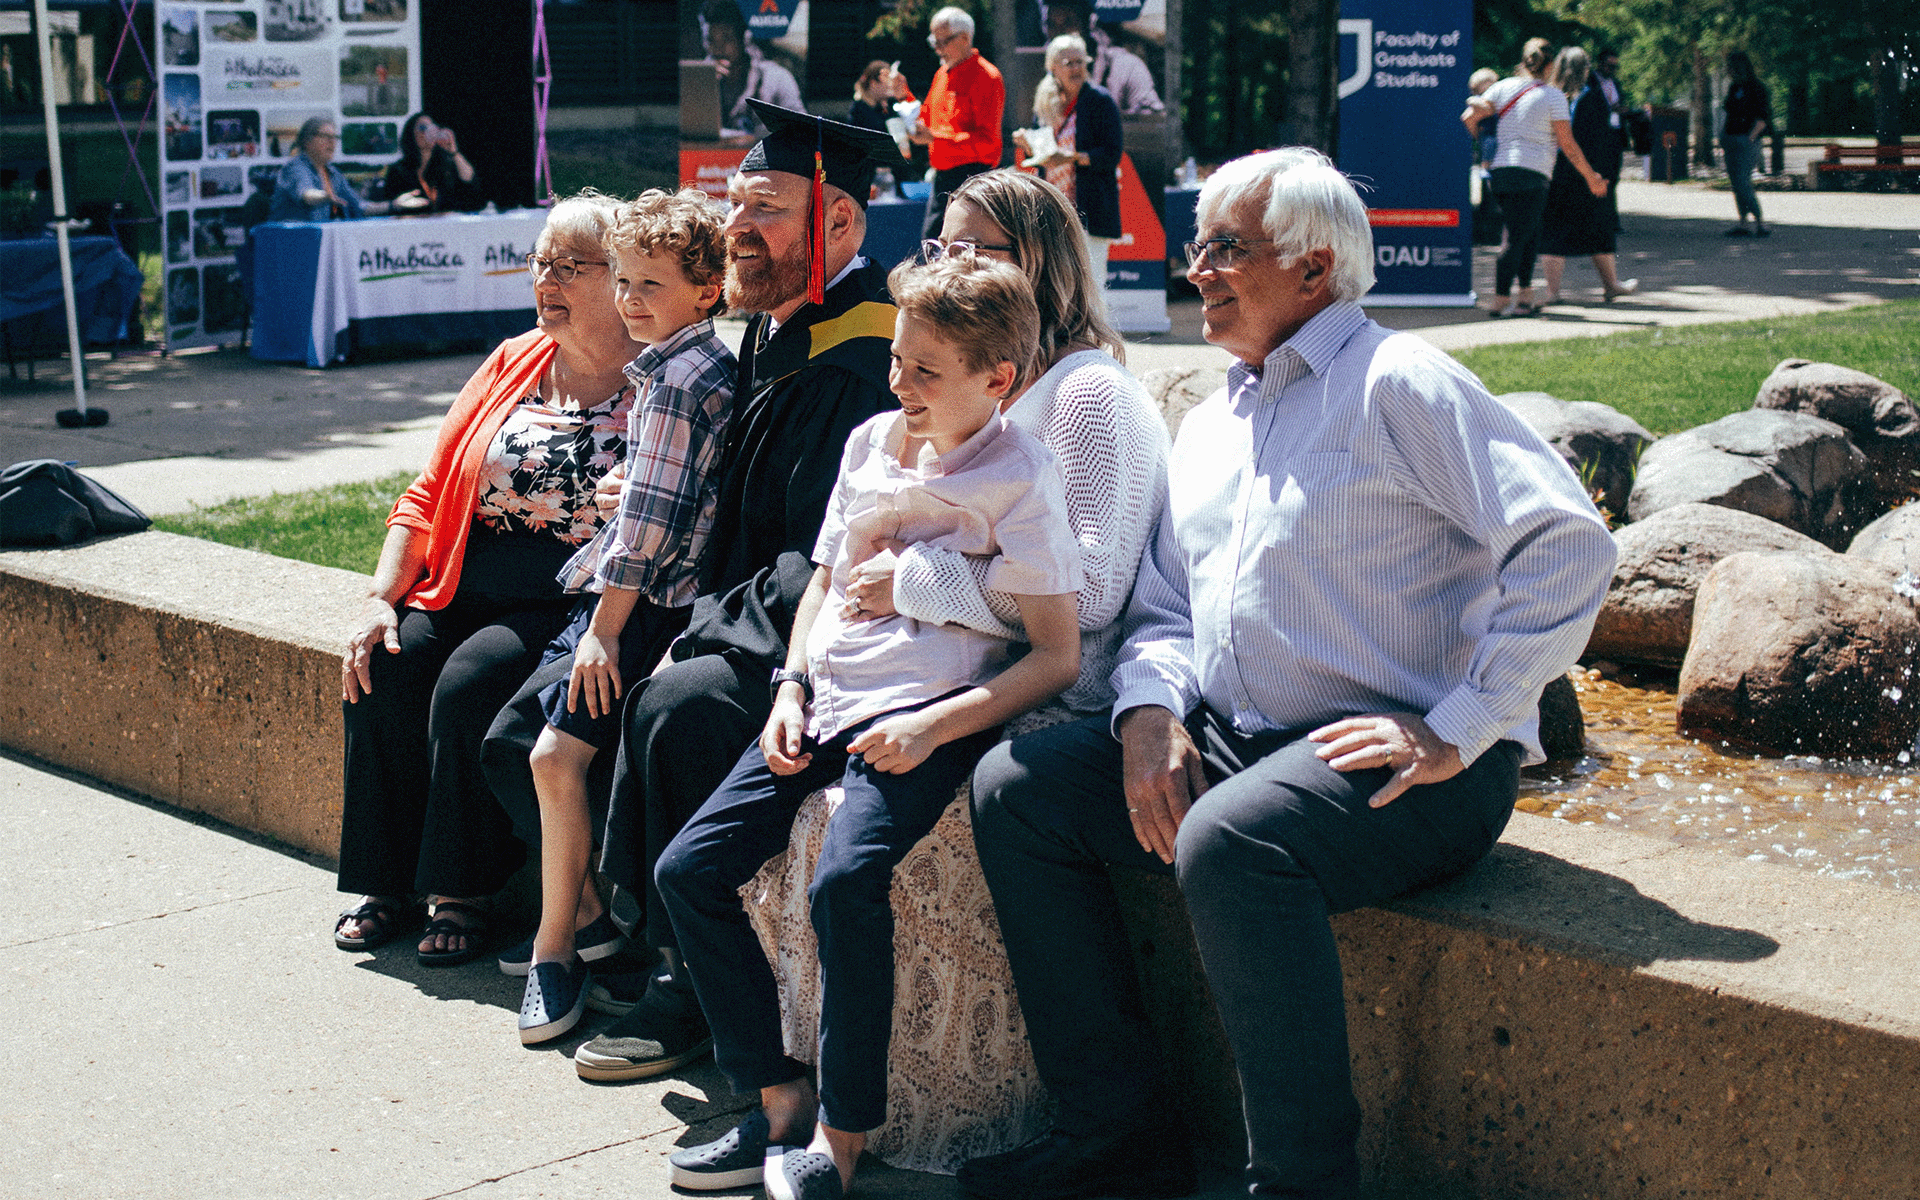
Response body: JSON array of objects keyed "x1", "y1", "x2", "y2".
[{"x1": 33, "y1": 0, "x2": 101, "y2": 426}]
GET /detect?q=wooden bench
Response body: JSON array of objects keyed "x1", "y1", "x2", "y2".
[{"x1": 1809, "y1": 143, "x2": 1920, "y2": 191}]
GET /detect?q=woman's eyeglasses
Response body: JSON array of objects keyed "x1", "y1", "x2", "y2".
[
  {"x1": 525, "y1": 254, "x2": 607, "y2": 283},
  {"x1": 917, "y1": 238, "x2": 1016, "y2": 265},
  {"x1": 1182, "y1": 236, "x2": 1278, "y2": 271}
]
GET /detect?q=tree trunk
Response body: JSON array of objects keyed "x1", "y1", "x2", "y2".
[
  {"x1": 1870, "y1": 45, "x2": 1902, "y2": 147},
  {"x1": 1691, "y1": 46, "x2": 1715, "y2": 169},
  {"x1": 1279, "y1": 0, "x2": 1338, "y2": 153}
]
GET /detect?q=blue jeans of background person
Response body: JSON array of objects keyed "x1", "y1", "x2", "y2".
[
  {"x1": 656, "y1": 706, "x2": 1002, "y2": 1133},
  {"x1": 970, "y1": 707, "x2": 1522, "y2": 1199},
  {"x1": 1489, "y1": 166, "x2": 1550, "y2": 297},
  {"x1": 1722, "y1": 134, "x2": 1764, "y2": 223}
]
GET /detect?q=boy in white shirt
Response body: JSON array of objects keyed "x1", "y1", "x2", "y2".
[{"x1": 656, "y1": 254, "x2": 1082, "y2": 1200}]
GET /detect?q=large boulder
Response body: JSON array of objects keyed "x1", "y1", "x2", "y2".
[
  {"x1": 1497, "y1": 391, "x2": 1654, "y2": 519},
  {"x1": 1848, "y1": 502, "x2": 1920, "y2": 575},
  {"x1": 1139, "y1": 367, "x2": 1228, "y2": 439},
  {"x1": 1627, "y1": 409, "x2": 1876, "y2": 548},
  {"x1": 1677, "y1": 550, "x2": 1920, "y2": 758},
  {"x1": 1588, "y1": 503, "x2": 1829, "y2": 666},
  {"x1": 1755, "y1": 358, "x2": 1920, "y2": 502}
]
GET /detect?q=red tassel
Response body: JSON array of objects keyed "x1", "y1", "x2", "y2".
[{"x1": 808, "y1": 143, "x2": 826, "y2": 305}]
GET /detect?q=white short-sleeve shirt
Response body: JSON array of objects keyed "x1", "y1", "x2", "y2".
[
  {"x1": 805, "y1": 410, "x2": 1082, "y2": 740},
  {"x1": 1483, "y1": 76, "x2": 1569, "y2": 178}
]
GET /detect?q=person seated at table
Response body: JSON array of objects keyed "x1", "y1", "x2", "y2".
[
  {"x1": 656, "y1": 252, "x2": 1082, "y2": 1199},
  {"x1": 271, "y1": 118, "x2": 382, "y2": 222},
  {"x1": 386, "y1": 113, "x2": 484, "y2": 215},
  {"x1": 331, "y1": 192, "x2": 643, "y2": 965}
]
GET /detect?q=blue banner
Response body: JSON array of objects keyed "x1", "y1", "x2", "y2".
[
  {"x1": 1336, "y1": 0, "x2": 1475, "y2": 305},
  {"x1": 733, "y1": 0, "x2": 800, "y2": 40}
]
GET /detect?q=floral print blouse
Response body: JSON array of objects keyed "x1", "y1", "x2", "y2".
[{"x1": 473, "y1": 383, "x2": 636, "y2": 544}]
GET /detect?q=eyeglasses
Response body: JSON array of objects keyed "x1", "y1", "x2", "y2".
[
  {"x1": 525, "y1": 253, "x2": 607, "y2": 283},
  {"x1": 1182, "y1": 236, "x2": 1279, "y2": 271},
  {"x1": 918, "y1": 238, "x2": 1015, "y2": 265},
  {"x1": 928, "y1": 30, "x2": 961, "y2": 48},
  {"x1": 1055, "y1": 56, "x2": 1089, "y2": 68}
]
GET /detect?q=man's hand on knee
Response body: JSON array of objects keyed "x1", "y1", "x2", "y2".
[
  {"x1": 1119, "y1": 705, "x2": 1209, "y2": 864},
  {"x1": 1308, "y1": 713, "x2": 1463, "y2": 808}
]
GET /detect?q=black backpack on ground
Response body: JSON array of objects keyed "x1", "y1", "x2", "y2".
[{"x1": 0, "y1": 459, "x2": 151, "y2": 547}]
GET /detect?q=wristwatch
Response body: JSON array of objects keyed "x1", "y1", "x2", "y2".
[{"x1": 770, "y1": 668, "x2": 813, "y2": 705}]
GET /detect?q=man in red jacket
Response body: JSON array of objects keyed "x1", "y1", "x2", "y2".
[{"x1": 911, "y1": 5, "x2": 1004, "y2": 238}]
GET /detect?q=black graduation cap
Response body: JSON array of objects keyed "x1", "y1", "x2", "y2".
[{"x1": 740, "y1": 99, "x2": 898, "y2": 212}]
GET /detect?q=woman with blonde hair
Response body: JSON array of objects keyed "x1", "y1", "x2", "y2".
[{"x1": 1464, "y1": 37, "x2": 1608, "y2": 316}]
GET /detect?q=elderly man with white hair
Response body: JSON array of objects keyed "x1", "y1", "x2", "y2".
[
  {"x1": 958, "y1": 148, "x2": 1616, "y2": 1200},
  {"x1": 910, "y1": 5, "x2": 1005, "y2": 237}
]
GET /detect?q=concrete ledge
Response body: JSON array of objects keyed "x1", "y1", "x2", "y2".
[
  {"x1": 7, "y1": 533, "x2": 1920, "y2": 1197},
  {"x1": 0, "y1": 531, "x2": 361, "y2": 858}
]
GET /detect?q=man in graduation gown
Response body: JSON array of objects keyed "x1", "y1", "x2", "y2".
[{"x1": 567, "y1": 101, "x2": 902, "y2": 1082}]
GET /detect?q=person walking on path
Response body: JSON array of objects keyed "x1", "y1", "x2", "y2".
[
  {"x1": 957, "y1": 146, "x2": 1616, "y2": 1200},
  {"x1": 911, "y1": 6, "x2": 1005, "y2": 239},
  {"x1": 1464, "y1": 38, "x2": 1608, "y2": 317},
  {"x1": 1539, "y1": 47, "x2": 1638, "y2": 304},
  {"x1": 1722, "y1": 51, "x2": 1772, "y2": 238}
]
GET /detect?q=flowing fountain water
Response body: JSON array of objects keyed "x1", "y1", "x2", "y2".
[{"x1": 1523, "y1": 666, "x2": 1920, "y2": 890}]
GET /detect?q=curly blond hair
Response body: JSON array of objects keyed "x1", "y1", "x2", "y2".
[{"x1": 608, "y1": 188, "x2": 730, "y2": 318}]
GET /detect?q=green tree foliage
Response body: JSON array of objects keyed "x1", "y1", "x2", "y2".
[{"x1": 1180, "y1": 1, "x2": 1289, "y2": 160}]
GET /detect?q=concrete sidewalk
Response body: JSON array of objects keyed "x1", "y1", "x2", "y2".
[{"x1": 1, "y1": 748, "x2": 1257, "y2": 1200}]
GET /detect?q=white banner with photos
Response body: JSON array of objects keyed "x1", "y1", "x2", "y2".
[{"x1": 157, "y1": 0, "x2": 420, "y2": 351}]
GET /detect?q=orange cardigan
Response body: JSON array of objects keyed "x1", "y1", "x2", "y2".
[{"x1": 388, "y1": 329, "x2": 558, "y2": 610}]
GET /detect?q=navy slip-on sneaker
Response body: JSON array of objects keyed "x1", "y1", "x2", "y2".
[
  {"x1": 765, "y1": 1146, "x2": 845, "y2": 1200},
  {"x1": 671, "y1": 1110, "x2": 780, "y2": 1191},
  {"x1": 498, "y1": 911, "x2": 627, "y2": 976},
  {"x1": 518, "y1": 957, "x2": 590, "y2": 1045}
]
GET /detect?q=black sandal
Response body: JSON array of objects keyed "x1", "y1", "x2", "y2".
[
  {"x1": 416, "y1": 900, "x2": 491, "y2": 968},
  {"x1": 334, "y1": 898, "x2": 410, "y2": 951}
]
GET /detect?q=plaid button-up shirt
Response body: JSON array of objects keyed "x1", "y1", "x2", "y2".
[{"x1": 557, "y1": 318, "x2": 737, "y2": 606}]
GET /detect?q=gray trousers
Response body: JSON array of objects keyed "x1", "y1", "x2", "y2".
[{"x1": 970, "y1": 707, "x2": 1521, "y2": 1198}]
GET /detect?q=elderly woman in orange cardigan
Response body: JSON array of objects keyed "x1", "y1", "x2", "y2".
[{"x1": 331, "y1": 194, "x2": 644, "y2": 965}]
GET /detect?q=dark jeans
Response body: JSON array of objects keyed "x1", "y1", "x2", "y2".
[
  {"x1": 1490, "y1": 166, "x2": 1549, "y2": 296},
  {"x1": 922, "y1": 161, "x2": 993, "y2": 239},
  {"x1": 478, "y1": 596, "x2": 691, "y2": 853},
  {"x1": 1722, "y1": 134, "x2": 1763, "y2": 221},
  {"x1": 656, "y1": 710, "x2": 1002, "y2": 1133},
  {"x1": 336, "y1": 593, "x2": 572, "y2": 899},
  {"x1": 970, "y1": 708, "x2": 1521, "y2": 1199}
]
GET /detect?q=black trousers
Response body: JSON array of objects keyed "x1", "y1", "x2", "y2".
[
  {"x1": 922, "y1": 161, "x2": 993, "y2": 240},
  {"x1": 336, "y1": 592, "x2": 572, "y2": 899},
  {"x1": 1490, "y1": 166, "x2": 1549, "y2": 296}
]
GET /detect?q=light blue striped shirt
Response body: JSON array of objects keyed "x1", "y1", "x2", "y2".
[{"x1": 1110, "y1": 301, "x2": 1615, "y2": 765}]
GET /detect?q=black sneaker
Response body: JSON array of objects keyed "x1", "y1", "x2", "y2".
[
  {"x1": 584, "y1": 969, "x2": 654, "y2": 1016},
  {"x1": 765, "y1": 1146, "x2": 844, "y2": 1200},
  {"x1": 670, "y1": 1110, "x2": 774, "y2": 1191},
  {"x1": 573, "y1": 965, "x2": 712, "y2": 1081},
  {"x1": 955, "y1": 1126, "x2": 1196, "y2": 1200}
]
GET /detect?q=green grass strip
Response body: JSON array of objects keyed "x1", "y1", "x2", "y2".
[
  {"x1": 1452, "y1": 299, "x2": 1920, "y2": 436},
  {"x1": 152, "y1": 471, "x2": 413, "y2": 575}
]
